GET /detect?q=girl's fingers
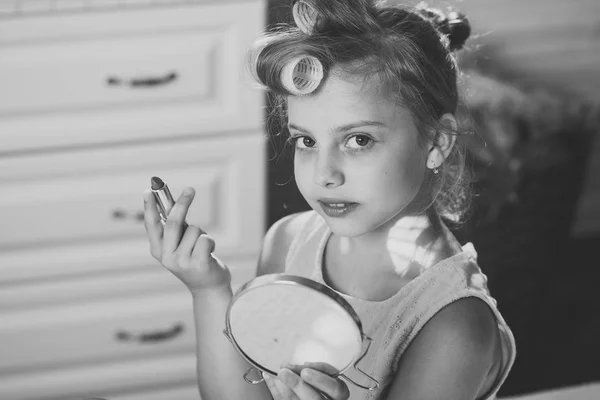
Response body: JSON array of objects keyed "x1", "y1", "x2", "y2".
[
  {"x1": 163, "y1": 187, "x2": 196, "y2": 254},
  {"x1": 143, "y1": 189, "x2": 164, "y2": 258},
  {"x1": 278, "y1": 368, "x2": 331, "y2": 400},
  {"x1": 300, "y1": 368, "x2": 350, "y2": 400},
  {"x1": 177, "y1": 225, "x2": 204, "y2": 258},
  {"x1": 301, "y1": 362, "x2": 339, "y2": 376},
  {"x1": 191, "y1": 233, "x2": 216, "y2": 263},
  {"x1": 264, "y1": 373, "x2": 300, "y2": 400}
]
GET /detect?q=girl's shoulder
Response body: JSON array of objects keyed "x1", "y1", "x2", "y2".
[
  {"x1": 255, "y1": 211, "x2": 317, "y2": 276},
  {"x1": 386, "y1": 296, "x2": 502, "y2": 400}
]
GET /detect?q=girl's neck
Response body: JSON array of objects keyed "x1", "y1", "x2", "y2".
[{"x1": 333, "y1": 210, "x2": 458, "y2": 277}]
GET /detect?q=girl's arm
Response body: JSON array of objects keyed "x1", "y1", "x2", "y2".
[
  {"x1": 385, "y1": 297, "x2": 501, "y2": 400},
  {"x1": 143, "y1": 187, "x2": 272, "y2": 400},
  {"x1": 190, "y1": 286, "x2": 272, "y2": 400},
  {"x1": 191, "y1": 212, "x2": 306, "y2": 400}
]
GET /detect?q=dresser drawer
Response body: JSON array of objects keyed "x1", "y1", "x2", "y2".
[
  {"x1": 0, "y1": 254, "x2": 257, "y2": 311},
  {"x1": 109, "y1": 384, "x2": 202, "y2": 400},
  {"x1": 0, "y1": 352, "x2": 198, "y2": 400},
  {"x1": 1, "y1": 30, "x2": 215, "y2": 116},
  {"x1": 0, "y1": 133, "x2": 265, "y2": 279},
  {"x1": 0, "y1": 291, "x2": 195, "y2": 373},
  {"x1": 0, "y1": 259, "x2": 257, "y2": 400},
  {"x1": 0, "y1": 1, "x2": 265, "y2": 152}
]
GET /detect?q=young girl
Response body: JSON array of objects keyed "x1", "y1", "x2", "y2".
[{"x1": 143, "y1": 1, "x2": 516, "y2": 399}]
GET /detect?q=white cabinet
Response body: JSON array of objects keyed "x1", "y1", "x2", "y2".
[{"x1": 0, "y1": 1, "x2": 266, "y2": 399}]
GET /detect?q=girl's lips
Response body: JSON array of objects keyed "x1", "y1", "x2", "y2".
[{"x1": 318, "y1": 201, "x2": 359, "y2": 218}]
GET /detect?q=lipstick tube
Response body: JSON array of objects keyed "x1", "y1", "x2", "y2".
[{"x1": 150, "y1": 176, "x2": 175, "y2": 224}]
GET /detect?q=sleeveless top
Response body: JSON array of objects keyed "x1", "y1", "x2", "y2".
[{"x1": 283, "y1": 211, "x2": 516, "y2": 400}]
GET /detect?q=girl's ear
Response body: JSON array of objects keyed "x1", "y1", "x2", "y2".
[{"x1": 426, "y1": 113, "x2": 457, "y2": 171}]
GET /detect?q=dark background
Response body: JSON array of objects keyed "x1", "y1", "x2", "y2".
[{"x1": 264, "y1": 1, "x2": 600, "y2": 397}]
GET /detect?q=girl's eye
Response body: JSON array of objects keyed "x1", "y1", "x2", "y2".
[
  {"x1": 347, "y1": 134, "x2": 372, "y2": 149},
  {"x1": 292, "y1": 136, "x2": 315, "y2": 149}
]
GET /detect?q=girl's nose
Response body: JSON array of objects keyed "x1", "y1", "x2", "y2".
[{"x1": 314, "y1": 152, "x2": 344, "y2": 188}]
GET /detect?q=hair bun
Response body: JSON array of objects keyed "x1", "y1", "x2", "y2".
[
  {"x1": 415, "y1": 4, "x2": 471, "y2": 51},
  {"x1": 445, "y1": 11, "x2": 471, "y2": 51}
]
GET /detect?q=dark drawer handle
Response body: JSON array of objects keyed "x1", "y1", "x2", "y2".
[
  {"x1": 106, "y1": 71, "x2": 178, "y2": 87},
  {"x1": 111, "y1": 208, "x2": 145, "y2": 222},
  {"x1": 115, "y1": 322, "x2": 184, "y2": 343}
]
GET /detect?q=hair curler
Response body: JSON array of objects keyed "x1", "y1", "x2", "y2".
[
  {"x1": 281, "y1": 55, "x2": 324, "y2": 95},
  {"x1": 292, "y1": 0, "x2": 320, "y2": 35}
]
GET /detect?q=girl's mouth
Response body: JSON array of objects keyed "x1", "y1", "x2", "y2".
[{"x1": 318, "y1": 201, "x2": 359, "y2": 218}]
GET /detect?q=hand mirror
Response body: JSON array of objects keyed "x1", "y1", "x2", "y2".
[{"x1": 223, "y1": 273, "x2": 379, "y2": 391}]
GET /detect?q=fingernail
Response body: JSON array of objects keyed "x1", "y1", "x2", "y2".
[
  {"x1": 278, "y1": 368, "x2": 300, "y2": 386},
  {"x1": 300, "y1": 368, "x2": 314, "y2": 380},
  {"x1": 183, "y1": 187, "x2": 194, "y2": 196}
]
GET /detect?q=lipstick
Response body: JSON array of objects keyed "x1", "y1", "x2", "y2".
[{"x1": 150, "y1": 176, "x2": 175, "y2": 224}]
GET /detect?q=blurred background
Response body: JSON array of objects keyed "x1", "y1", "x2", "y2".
[{"x1": 0, "y1": 0, "x2": 599, "y2": 399}]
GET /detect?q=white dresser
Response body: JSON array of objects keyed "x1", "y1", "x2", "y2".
[{"x1": 0, "y1": 1, "x2": 266, "y2": 399}]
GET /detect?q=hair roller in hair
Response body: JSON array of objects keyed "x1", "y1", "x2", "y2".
[
  {"x1": 281, "y1": 55, "x2": 324, "y2": 95},
  {"x1": 292, "y1": 0, "x2": 320, "y2": 34}
]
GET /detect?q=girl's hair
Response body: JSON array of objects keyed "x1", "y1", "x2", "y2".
[{"x1": 250, "y1": 0, "x2": 473, "y2": 224}]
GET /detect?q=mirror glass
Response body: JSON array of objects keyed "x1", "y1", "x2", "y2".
[{"x1": 228, "y1": 280, "x2": 363, "y2": 375}]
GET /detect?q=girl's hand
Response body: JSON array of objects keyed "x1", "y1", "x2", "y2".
[
  {"x1": 143, "y1": 187, "x2": 232, "y2": 293},
  {"x1": 263, "y1": 365, "x2": 350, "y2": 400}
]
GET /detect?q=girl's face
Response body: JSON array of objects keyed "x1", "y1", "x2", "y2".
[{"x1": 287, "y1": 69, "x2": 430, "y2": 237}]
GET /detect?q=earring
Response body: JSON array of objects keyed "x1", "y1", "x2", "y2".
[{"x1": 432, "y1": 165, "x2": 439, "y2": 175}]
